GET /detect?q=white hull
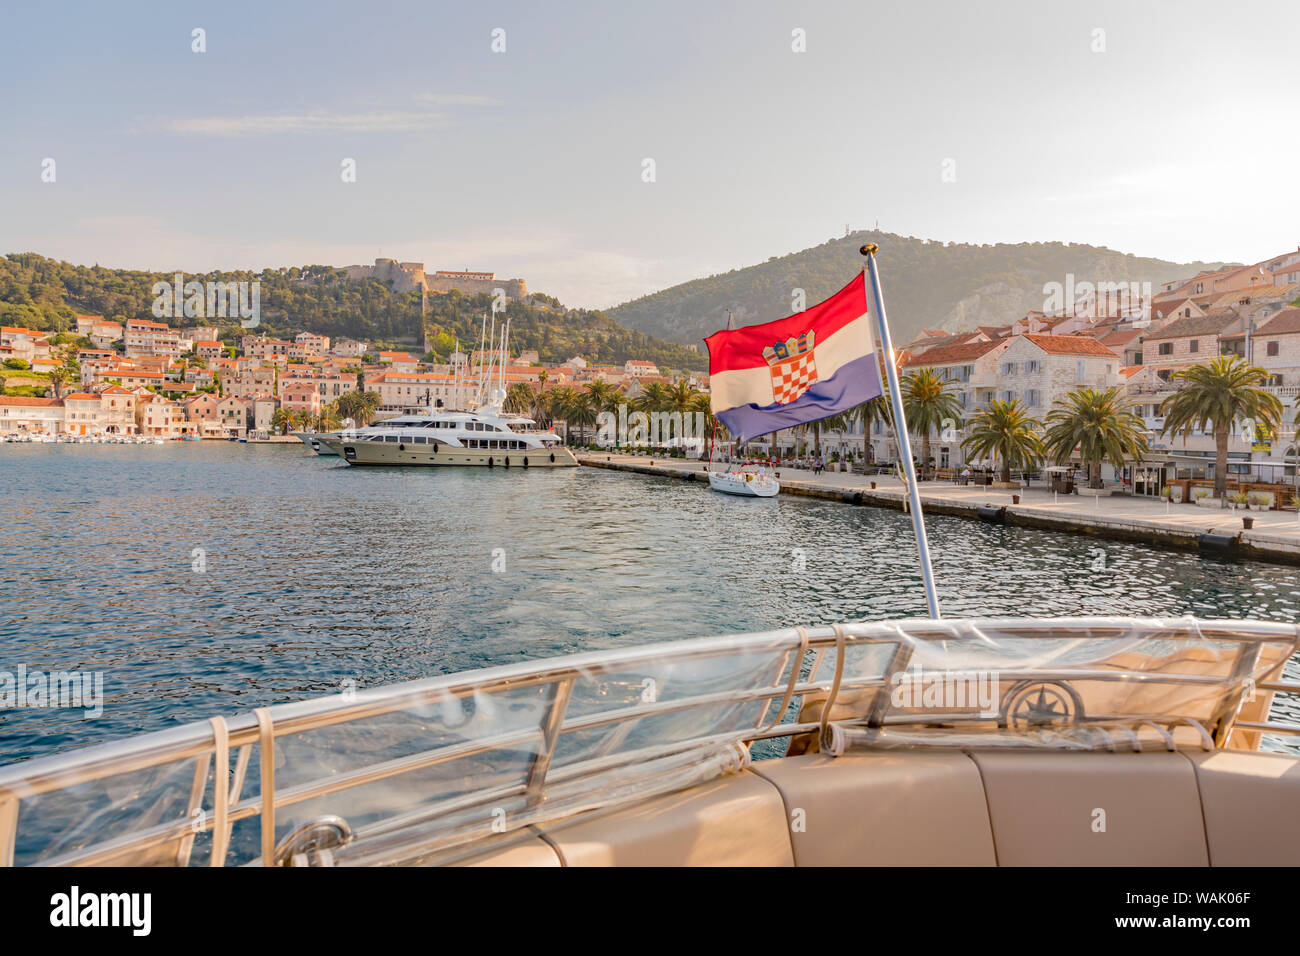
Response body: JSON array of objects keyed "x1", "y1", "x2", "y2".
[
  {"x1": 294, "y1": 432, "x2": 339, "y2": 456},
  {"x1": 320, "y1": 437, "x2": 579, "y2": 467},
  {"x1": 708, "y1": 471, "x2": 779, "y2": 497}
]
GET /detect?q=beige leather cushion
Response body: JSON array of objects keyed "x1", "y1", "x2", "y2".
[
  {"x1": 446, "y1": 831, "x2": 562, "y2": 867},
  {"x1": 540, "y1": 770, "x2": 794, "y2": 866},
  {"x1": 752, "y1": 753, "x2": 996, "y2": 866},
  {"x1": 1188, "y1": 750, "x2": 1300, "y2": 865},
  {"x1": 971, "y1": 751, "x2": 1209, "y2": 866}
]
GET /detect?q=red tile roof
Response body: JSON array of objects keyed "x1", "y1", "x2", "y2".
[
  {"x1": 0, "y1": 396, "x2": 60, "y2": 407},
  {"x1": 1256, "y1": 307, "x2": 1300, "y2": 336},
  {"x1": 1022, "y1": 334, "x2": 1120, "y2": 357},
  {"x1": 901, "y1": 339, "x2": 1005, "y2": 367}
]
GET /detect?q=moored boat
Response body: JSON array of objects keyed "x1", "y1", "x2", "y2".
[
  {"x1": 293, "y1": 431, "x2": 338, "y2": 456},
  {"x1": 317, "y1": 408, "x2": 578, "y2": 468},
  {"x1": 708, "y1": 463, "x2": 779, "y2": 497}
]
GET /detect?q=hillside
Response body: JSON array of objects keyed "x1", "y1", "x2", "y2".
[
  {"x1": 608, "y1": 231, "x2": 1236, "y2": 346},
  {"x1": 0, "y1": 254, "x2": 706, "y2": 370}
]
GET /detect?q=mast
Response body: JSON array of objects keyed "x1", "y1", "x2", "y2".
[{"x1": 862, "y1": 243, "x2": 941, "y2": 618}]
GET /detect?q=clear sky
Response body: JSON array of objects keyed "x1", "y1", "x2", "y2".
[{"x1": 2, "y1": 0, "x2": 1297, "y2": 309}]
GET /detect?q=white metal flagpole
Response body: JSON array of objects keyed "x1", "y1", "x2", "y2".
[{"x1": 862, "y1": 243, "x2": 941, "y2": 618}]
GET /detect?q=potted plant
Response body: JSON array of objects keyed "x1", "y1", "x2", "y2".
[
  {"x1": 1229, "y1": 491, "x2": 1250, "y2": 511},
  {"x1": 1161, "y1": 485, "x2": 1176, "y2": 505},
  {"x1": 1248, "y1": 492, "x2": 1270, "y2": 512},
  {"x1": 1193, "y1": 488, "x2": 1214, "y2": 507}
]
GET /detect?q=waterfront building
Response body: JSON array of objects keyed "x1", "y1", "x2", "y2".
[
  {"x1": 217, "y1": 397, "x2": 251, "y2": 437},
  {"x1": 61, "y1": 393, "x2": 103, "y2": 436},
  {"x1": 1250, "y1": 308, "x2": 1300, "y2": 387},
  {"x1": 280, "y1": 369, "x2": 357, "y2": 402},
  {"x1": 253, "y1": 396, "x2": 278, "y2": 433},
  {"x1": 1140, "y1": 314, "x2": 1242, "y2": 379},
  {"x1": 195, "y1": 340, "x2": 225, "y2": 360},
  {"x1": 369, "y1": 371, "x2": 459, "y2": 413},
  {"x1": 992, "y1": 334, "x2": 1120, "y2": 411},
  {"x1": 182, "y1": 393, "x2": 221, "y2": 430},
  {"x1": 97, "y1": 386, "x2": 138, "y2": 434},
  {"x1": 280, "y1": 383, "x2": 321, "y2": 417},
  {"x1": 136, "y1": 393, "x2": 180, "y2": 437},
  {"x1": 0, "y1": 396, "x2": 62, "y2": 434}
]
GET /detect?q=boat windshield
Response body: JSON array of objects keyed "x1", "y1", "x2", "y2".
[{"x1": 0, "y1": 617, "x2": 1294, "y2": 867}]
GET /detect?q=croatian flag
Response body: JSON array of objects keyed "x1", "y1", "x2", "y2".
[{"x1": 704, "y1": 275, "x2": 883, "y2": 441}]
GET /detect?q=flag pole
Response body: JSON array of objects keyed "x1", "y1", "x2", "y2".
[{"x1": 862, "y1": 244, "x2": 942, "y2": 618}]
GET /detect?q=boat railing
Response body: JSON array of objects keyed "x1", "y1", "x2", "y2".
[{"x1": 0, "y1": 617, "x2": 1295, "y2": 867}]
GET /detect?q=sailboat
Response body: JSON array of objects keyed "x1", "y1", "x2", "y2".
[{"x1": 2, "y1": 247, "x2": 1298, "y2": 868}]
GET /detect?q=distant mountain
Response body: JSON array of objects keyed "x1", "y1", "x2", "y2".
[{"x1": 608, "y1": 231, "x2": 1236, "y2": 346}]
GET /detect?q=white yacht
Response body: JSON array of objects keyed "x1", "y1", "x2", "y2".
[
  {"x1": 316, "y1": 408, "x2": 578, "y2": 468},
  {"x1": 293, "y1": 431, "x2": 338, "y2": 456}
]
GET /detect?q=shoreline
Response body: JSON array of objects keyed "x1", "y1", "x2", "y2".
[{"x1": 579, "y1": 454, "x2": 1300, "y2": 567}]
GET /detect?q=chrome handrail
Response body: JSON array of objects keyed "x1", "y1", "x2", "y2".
[{"x1": 1, "y1": 616, "x2": 1296, "y2": 867}]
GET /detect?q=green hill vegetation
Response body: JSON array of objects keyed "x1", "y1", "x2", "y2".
[
  {"x1": 608, "y1": 230, "x2": 1235, "y2": 346},
  {"x1": 0, "y1": 254, "x2": 706, "y2": 370}
]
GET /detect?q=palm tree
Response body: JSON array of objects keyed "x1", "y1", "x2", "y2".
[
  {"x1": 1044, "y1": 387, "x2": 1148, "y2": 489},
  {"x1": 270, "y1": 408, "x2": 292, "y2": 435},
  {"x1": 546, "y1": 385, "x2": 580, "y2": 442},
  {"x1": 854, "y1": 392, "x2": 893, "y2": 464},
  {"x1": 584, "y1": 379, "x2": 620, "y2": 414},
  {"x1": 1160, "y1": 355, "x2": 1282, "y2": 499},
  {"x1": 961, "y1": 398, "x2": 1044, "y2": 483},
  {"x1": 48, "y1": 366, "x2": 69, "y2": 400},
  {"x1": 901, "y1": 368, "x2": 962, "y2": 479},
  {"x1": 337, "y1": 389, "x2": 381, "y2": 426},
  {"x1": 665, "y1": 380, "x2": 695, "y2": 416},
  {"x1": 689, "y1": 391, "x2": 724, "y2": 457},
  {"x1": 811, "y1": 407, "x2": 858, "y2": 465},
  {"x1": 504, "y1": 382, "x2": 535, "y2": 415},
  {"x1": 315, "y1": 401, "x2": 341, "y2": 431},
  {"x1": 636, "y1": 381, "x2": 671, "y2": 414},
  {"x1": 565, "y1": 389, "x2": 598, "y2": 445}
]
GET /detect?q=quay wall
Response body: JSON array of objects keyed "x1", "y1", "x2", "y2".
[{"x1": 578, "y1": 456, "x2": 1300, "y2": 567}]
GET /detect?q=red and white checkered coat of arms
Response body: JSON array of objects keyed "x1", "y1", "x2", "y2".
[{"x1": 763, "y1": 330, "x2": 817, "y2": 405}]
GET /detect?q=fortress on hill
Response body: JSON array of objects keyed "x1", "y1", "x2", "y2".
[{"x1": 343, "y1": 259, "x2": 528, "y2": 299}]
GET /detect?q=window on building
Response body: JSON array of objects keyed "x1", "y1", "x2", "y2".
[
  {"x1": 1267, "y1": 341, "x2": 1280, "y2": 357},
  {"x1": 1189, "y1": 340, "x2": 1199, "y2": 353},
  {"x1": 1076, "y1": 360, "x2": 1086, "y2": 382},
  {"x1": 1158, "y1": 342, "x2": 1173, "y2": 356}
]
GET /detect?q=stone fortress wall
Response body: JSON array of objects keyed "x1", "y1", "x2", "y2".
[{"x1": 343, "y1": 259, "x2": 528, "y2": 299}]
